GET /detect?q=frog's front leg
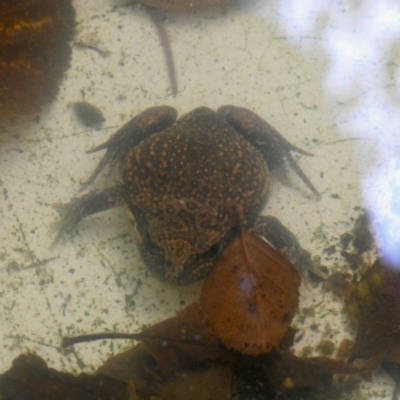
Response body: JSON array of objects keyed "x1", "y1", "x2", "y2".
[
  {"x1": 52, "y1": 185, "x2": 126, "y2": 245},
  {"x1": 218, "y1": 105, "x2": 319, "y2": 198},
  {"x1": 81, "y1": 106, "x2": 177, "y2": 190},
  {"x1": 251, "y1": 215, "x2": 328, "y2": 279}
]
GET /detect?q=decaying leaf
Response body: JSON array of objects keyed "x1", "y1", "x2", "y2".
[
  {"x1": 86, "y1": 303, "x2": 233, "y2": 400},
  {"x1": 343, "y1": 259, "x2": 400, "y2": 399},
  {"x1": 63, "y1": 302, "x2": 230, "y2": 376},
  {"x1": 159, "y1": 364, "x2": 232, "y2": 400},
  {"x1": 0, "y1": 351, "x2": 233, "y2": 400},
  {"x1": 0, "y1": 354, "x2": 131, "y2": 400},
  {"x1": 0, "y1": 0, "x2": 75, "y2": 118},
  {"x1": 2, "y1": 299, "x2": 376, "y2": 400},
  {"x1": 345, "y1": 259, "x2": 400, "y2": 364},
  {"x1": 64, "y1": 301, "x2": 233, "y2": 399},
  {"x1": 130, "y1": 301, "x2": 230, "y2": 374},
  {"x1": 261, "y1": 349, "x2": 372, "y2": 400},
  {"x1": 98, "y1": 343, "x2": 162, "y2": 399},
  {"x1": 201, "y1": 230, "x2": 301, "y2": 355}
]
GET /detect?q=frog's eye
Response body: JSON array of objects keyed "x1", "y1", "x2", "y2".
[
  {"x1": 202, "y1": 242, "x2": 220, "y2": 261},
  {"x1": 142, "y1": 229, "x2": 157, "y2": 248}
]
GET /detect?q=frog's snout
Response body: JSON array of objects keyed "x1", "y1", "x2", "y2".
[{"x1": 159, "y1": 239, "x2": 195, "y2": 266}]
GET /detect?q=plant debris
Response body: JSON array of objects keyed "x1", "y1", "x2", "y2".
[
  {"x1": 345, "y1": 260, "x2": 400, "y2": 364},
  {"x1": 136, "y1": 0, "x2": 232, "y2": 96},
  {"x1": 0, "y1": 354, "x2": 131, "y2": 400},
  {"x1": 0, "y1": 301, "x2": 372, "y2": 400}
]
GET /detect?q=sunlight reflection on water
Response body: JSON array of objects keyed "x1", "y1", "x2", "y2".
[{"x1": 274, "y1": 0, "x2": 400, "y2": 266}]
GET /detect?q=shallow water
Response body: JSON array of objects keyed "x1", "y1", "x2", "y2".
[{"x1": 0, "y1": 0, "x2": 399, "y2": 398}]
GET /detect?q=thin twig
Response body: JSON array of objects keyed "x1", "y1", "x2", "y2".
[{"x1": 146, "y1": 7, "x2": 178, "y2": 96}]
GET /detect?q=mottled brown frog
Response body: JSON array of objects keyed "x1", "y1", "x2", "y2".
[{"x1": 54, "y1": 106, "x2": 322, "y2": 285}]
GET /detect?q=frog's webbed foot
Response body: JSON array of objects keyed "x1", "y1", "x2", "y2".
[
  {"x1": 51, "y1": 185, "x2": 126, "y2": 247},
  {"x1": 81, "y1": 106, "x2": 178, "y2": 191},
  {"x1": 251, "y1": 215, "x2": 328, "y2": 280},
  {"x1": 218, "y1": 105, "x2": 320, "y2": 198}
]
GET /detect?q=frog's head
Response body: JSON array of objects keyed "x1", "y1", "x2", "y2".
[{"x1": 131, "y1": 199, "x2": 236, "y2": 285}]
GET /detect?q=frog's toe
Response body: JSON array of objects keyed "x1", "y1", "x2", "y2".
[{"x1": 296, "y1": 249, "x2": 329, "y2": 280}]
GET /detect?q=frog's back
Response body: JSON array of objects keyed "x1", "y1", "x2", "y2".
[{"x1": 123, "y1": 108, "x2": 270, "y2": 223}]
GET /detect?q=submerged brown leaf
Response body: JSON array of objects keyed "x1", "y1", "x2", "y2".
[
  {"x1": 342, "y1": 259, "x2": 400, "y2": 400},
  {"x1": 0, "y1": 354, "x2": 131, "y2": 400},
  {"x1": 345, "y1": 259, "x2": 400, "y2": 364},
  {"x1": 262, "y1": 350, "x2": 372, "y2": 400},
  {"x1": 0, "y1": 0, "x2": 75, "y2": 118},
  {"x1": 75, "y1": 302, "x2": 233, "y2": 399},
  {"x1": 201, "y1": 230, "x2": 301, "y2": 355},
  {"x1": 98, "y1": 343, "x2": 163, "y2": 399},
  {"x1": 133, "y1": 301, "x2": 230, "y2": 374},
  {"x1": 160, "y1": 364, "x2": 232, "y2": 400},
  {"x1": 3, "y1": 295, "x2": 376, "y2": 400},
  {"x1": 63, "y1": 302, "x2": 229, "y2": 376}
]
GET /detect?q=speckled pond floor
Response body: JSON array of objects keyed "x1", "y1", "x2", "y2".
[{"x1": 1, "y1": 0, "x2": 400, "y2": 398}]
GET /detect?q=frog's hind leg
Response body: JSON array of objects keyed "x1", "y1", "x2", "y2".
[
  {"x1": 81, "y1": 106, "x2": 178, "y2": 190},
  {"x1": 251, "y1": 215, "x2": 328, "y2": 280},
  {"x1": 218, "y1": 105, "x2": 320, "y2": 198},
  {"x1": 51, "y1": 185, "x2": 126, "y2": 246}
]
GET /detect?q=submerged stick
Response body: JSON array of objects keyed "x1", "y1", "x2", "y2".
[
  {"x1": 146, "y1": 7, "x2": 178, "y2": 96},
  {"x1": 62, "y1": 332, "x2": 138, "y2": 347}
]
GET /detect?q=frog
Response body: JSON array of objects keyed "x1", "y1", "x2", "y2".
[{"x1": 54, "y1": 105, "x2": 323, "y2": 285}]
